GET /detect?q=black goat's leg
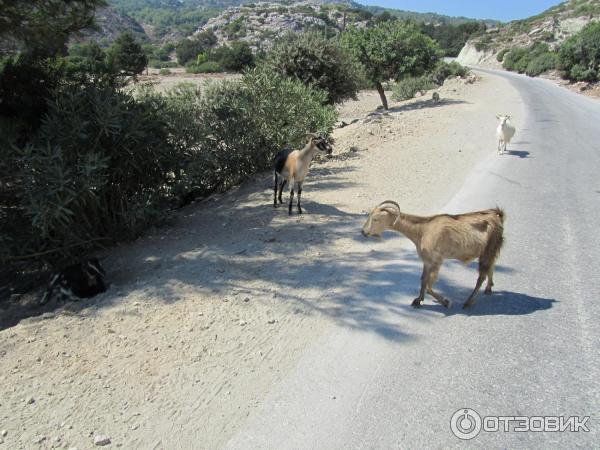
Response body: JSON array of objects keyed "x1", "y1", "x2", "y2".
[
  {"x1": 278, "y1": 180, "x2": 286, "y2": 204},
  {"x1": 273, "y1": 172, "x2": 278, "y2": 207},
  {"x1": 288, "y1": 188, "x2": 294, "y2": 215},
  {"x1": 297, "y1": 182, "x2": 303, "y2": 214}
]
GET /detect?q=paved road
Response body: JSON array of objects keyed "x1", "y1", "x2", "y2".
[{"x1": 225, "y1": 70, "x2": 600, "y2": 449}]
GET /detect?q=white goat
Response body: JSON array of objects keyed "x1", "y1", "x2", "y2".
[{"x1": 496, "y1": 114, "x2": 516, "y2": 154}]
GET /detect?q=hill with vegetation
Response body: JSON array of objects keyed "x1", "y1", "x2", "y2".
[
  {"x1": 104, "y1": 0, "x2": 494, "y2": 44},
  {"x1": 458, "y1": 0, "x2": 600, "y2": 68}
]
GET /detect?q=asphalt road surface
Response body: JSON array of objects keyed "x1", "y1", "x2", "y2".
[{"x1": 225, "y1": 69, "x2": 600, "y2": 449}]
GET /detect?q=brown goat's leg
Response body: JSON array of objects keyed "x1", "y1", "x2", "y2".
[
  {"x1": 484, "y1": 264, "x2": 495, "y2": 295},
  {"x1": 463, "y1": 272, "x2": 486, "y2": 309},
  {"x1": 428, "y1": 288, "x2": 450, "y2": 308},
  {"x1": 412, "y1": 266, "x2": 429, "y2": 307},
  {"x1": 425, "y1": 264, "x2": 450, "y2": 308}
]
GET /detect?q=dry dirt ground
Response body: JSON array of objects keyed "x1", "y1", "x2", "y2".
[
  {"x1": 0, "y1": 73, "x2": 525, "y2": 449},
  {"x1": 138, "y1": 69, "x2": 241, "y2": 93}
]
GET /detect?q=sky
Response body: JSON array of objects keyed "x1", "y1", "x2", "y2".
[{"x1": 358, "y1": 0, "x2": 564, "y2": 22}]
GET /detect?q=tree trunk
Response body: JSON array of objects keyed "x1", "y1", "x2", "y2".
[{"x1": 375, "y1": 81, "x2": 388, "y2": 110}]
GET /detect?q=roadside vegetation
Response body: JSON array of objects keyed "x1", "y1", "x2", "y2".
[
  {"x1": 392, "y1": 61, "x2": 470, "y2": 101},
  {"x1": 0, "y1": 1, "x2": 473, "y2": 289},
  {"x1": 498, "y1": 22, "x2": 600, "y2": 82},
  {"x1": 0, "y1": 2, "x2": 334, "y2": 280}
]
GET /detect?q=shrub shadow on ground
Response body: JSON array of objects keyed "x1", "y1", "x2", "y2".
[
  {"x1": 385, "y1": 98, "x2": 469, "y2": 114},
  {"x1": 0, "y1": 148, "x2": 554, "y2": 340}
]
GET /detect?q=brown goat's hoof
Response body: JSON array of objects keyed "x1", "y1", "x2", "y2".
[
  {"x1": 484, "y1": 288, "x2": 493, "y2": 295},
  {"x1": 444, "y1": 299, "x2": 452, "y2": 308},
  {"x1": 411, "y1": 299, "x2": 422, "y2": 308},
  {"x1": 462, "y1": 302, "x2": 473, "y2": 309}
]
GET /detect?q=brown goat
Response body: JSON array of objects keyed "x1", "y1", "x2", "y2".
[{"x1": 362, "y1": 201, "x2": 505, "y2": 309}]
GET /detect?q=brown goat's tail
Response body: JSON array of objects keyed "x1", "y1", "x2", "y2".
[
  {"x1": 480, "y1": 221, "x2": 505, "y2": 272},
  {"x1": 495, "y1": 207, "x2": 506, "y2": 224}
]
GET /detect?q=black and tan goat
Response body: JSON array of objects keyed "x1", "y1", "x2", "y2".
[
  {"x1": 362, "y1": 201, "x2": 505, "y2": 309},
  {"x1": 40, "y1": 258, "x2": 107, "y2": 304},
  {"x1": 273, "y1": 133, "x2": 333, "y2": 215}
]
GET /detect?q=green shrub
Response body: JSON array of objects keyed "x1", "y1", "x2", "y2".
[
  {"x1": 568, "y1": 64, "x2": 597, "y2": 82},
  {"x1": 176, "y1": 30, "x2": 217, "y2": 65},
  {"x1": 159, "y1": 68, "x2": 172, "y2": 75},
  {"x1": 496, "y1": 48, "x2": 509, "y2": 62},
  {"x1": 265, "y1": 32, "x2": 361, "y2": 104},
  {"x1": 1, "y1": 68, "x2": 336, "y2": 269},
  {"x1": 429, "y1": 60, "x2": 469, "y2": 85},
  {"x1": 558, "y1": 22, "x2": 600, "y2": 82},
  {"x1": 185, "y1": 61, "x2": 223, "y2": 73},
  {"x1": 503, "y1": 47, "x2": 530, "y2": 73},
  {"x1": 209, "y1": 41, "x2": 255, "y2": 72},
  {"x1": 149, "y1": 60, "x2": 178, "y2": 69},
  {"x1": 525, "y1": 52, "x2": 557, "y2": 76},
  {"x1": 504, "y1": 43, "x2": 556, "y2": 76},
  {"x1": 392, "y1": 76, "x2": 436, "y2": 101},
  {"x1": 106, "y1": 32, "x2": 148, "y2": 78},
  {"x1": 178, "y1": 67, "x2": 337, "y2": 193},
  {"x1": 2, "y1": 84, "x2": 179, "y2": 264},
  {"x1": 474, "y1": 34, "x2": 493, "y2": 52}
]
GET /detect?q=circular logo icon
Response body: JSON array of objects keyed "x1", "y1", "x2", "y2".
[{"x1": 450, "y1": 408, "x2": 482, "y2": 440}]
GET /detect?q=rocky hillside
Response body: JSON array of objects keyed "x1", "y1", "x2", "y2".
[
  {"x1": 75, "y1": 6, "x2": 149, "y2": 45},
  {"x1": 458, "y1": 0, "x2": 600, "y2": 67},
  {"x1": 195, "y1": 2, "x2": 368, "y2": 50}
]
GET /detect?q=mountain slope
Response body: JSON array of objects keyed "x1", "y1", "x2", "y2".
[
  {"x1": 75, "y1": 6, "x2": 149, "y2": 44},
  {"x1": 458, "y1": 0, "x2": 600, "y2": 67},
  {"x1": 107, "y1": 0, "x2": 496, "y2": 44}
]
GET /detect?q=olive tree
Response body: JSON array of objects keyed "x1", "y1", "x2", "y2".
[{"x1": 341, "y1": 21, "x2": 441, "y2": 109}]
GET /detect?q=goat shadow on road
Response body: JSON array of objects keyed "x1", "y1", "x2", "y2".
[
  {"x1": 419, "y1": 290, "x2": 557, "y2": 316},
  {"x1": 505, "y1": 149, "x2": 530, "y2": 159}
]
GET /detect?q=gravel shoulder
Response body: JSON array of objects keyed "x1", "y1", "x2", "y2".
[{"x1": 0, "y1": 72, "x2": 524, "y2": 449}]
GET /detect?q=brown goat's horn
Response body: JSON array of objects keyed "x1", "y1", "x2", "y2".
[
  {"x1": 377, "y1": 200, "x2": 400, "y2": 211},
  {"x1": 377, "y1": 200, "x2": 401, "y2": 226}
]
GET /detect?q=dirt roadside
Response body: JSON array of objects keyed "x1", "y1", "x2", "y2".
[{"x1": 0, "y1": 72, "x2": 525, "y2": 449}]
